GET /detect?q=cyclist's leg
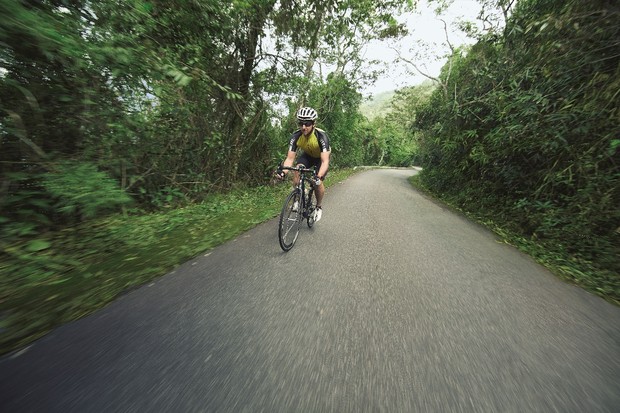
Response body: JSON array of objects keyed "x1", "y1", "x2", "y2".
[
  {"x1": 291, "y1": 170, "x2": 300, "y2": 186},
  {"x1": 315, "y1": 181, "x2": 325, "y2": 207},
  {"x1": 309, "y1": 156, "x2": 326, "y2": 208},
  {"x1": 313, "y1": 177, "x2": 324, "y2": 222},
  {"x1": 292, "y1": 167, "x2": 305, "y2": 187}
]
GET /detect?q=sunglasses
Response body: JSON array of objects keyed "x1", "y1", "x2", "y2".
[{"x1": 298, "y1": 121, "x2": 314, "y2": 127}]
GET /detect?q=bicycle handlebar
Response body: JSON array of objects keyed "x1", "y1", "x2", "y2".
[{"x1": 280, "y1": 165, "x2": 317, "y2": 175}]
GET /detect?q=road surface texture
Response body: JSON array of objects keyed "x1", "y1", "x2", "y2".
[{"x1": 1, "y1": 168, "x2": 619, "y2": 412}]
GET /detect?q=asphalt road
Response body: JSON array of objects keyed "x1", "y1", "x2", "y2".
[{"x1": 1, "y1": 168, "x2": 619, "y2": 412}]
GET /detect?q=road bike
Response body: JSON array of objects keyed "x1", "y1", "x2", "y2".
[{"x1": 278, "y1": 165, "x2": 318, "y2": 251}]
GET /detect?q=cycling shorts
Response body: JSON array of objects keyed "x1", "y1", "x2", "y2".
[{"x1": 296, "y1": 152, "x2": 328, "y2": 178}]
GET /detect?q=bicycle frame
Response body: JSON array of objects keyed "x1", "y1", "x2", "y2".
[{"x1": 283, "y1": 165, "x2": 317, "y2": 216}]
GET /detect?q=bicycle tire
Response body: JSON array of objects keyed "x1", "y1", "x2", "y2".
[
  {"x1": 306, "y1": 189, "x2": 316, "y2": 228},
  {"x1": 278, "y1": 190, "x2": 302, "y2": 251}
]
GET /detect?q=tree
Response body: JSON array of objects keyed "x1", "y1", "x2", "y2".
[
  {"x1": 413, "y1": 0, "x2": 620, "y2": 284},
  {"x1": 1, "y1": 0, "x2": 420, "y2": 240}
]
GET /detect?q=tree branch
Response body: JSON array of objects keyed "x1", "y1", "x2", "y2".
[
  {"x1": 389, "y1": 45, "x2": 448, "y2": 98},
  {"x1": 439, "y1": 19, "x2": 454, "y2": 53},
  {"x1": 3, "y1": 110, "x2": 48, "y2": 160}
]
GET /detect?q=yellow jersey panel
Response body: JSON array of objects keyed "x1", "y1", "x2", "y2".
[{"x1": 288, "y1": 128, "x2": 330, "y2": 158}]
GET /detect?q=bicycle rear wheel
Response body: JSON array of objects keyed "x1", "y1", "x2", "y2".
[{"x1": 278, "y1": 190, "x2": 302, "y2": 251}]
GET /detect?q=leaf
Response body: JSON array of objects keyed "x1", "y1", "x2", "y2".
[
  {"x1": 26, "y1": 239, "x2": 52, "y2": 252},
  {"x1": 47, "y1": 279, "x2": 70, "y2": 286},
  {"x1": 178, "y1": 74, "x2": 192, "y2": 87}
]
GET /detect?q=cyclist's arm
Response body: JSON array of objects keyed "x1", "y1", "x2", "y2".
[
  {"x1": 318, "y1": 151, "x2": 330, "y2": 180},
  {"x1": 282, "y1": 150, "x2": 297, "y2": 172},
  {"x1": 315, "y1": 129, "x2": 330, "y2": 180},
  {"x1": 281, "y1": 133, "x2": 301, "y2": 173}
]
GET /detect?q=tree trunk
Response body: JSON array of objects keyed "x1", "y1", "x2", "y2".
[
  {"x1": 224, "y1": 2, "x2": 276, "y2": 183},
  {"x1": 296, "y1": 6, "x2": 326, "y2": 108}
]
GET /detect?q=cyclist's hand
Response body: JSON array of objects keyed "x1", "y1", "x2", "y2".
[
  {"x1": 313, "y1": 176, "x2": 322, "y2": 186},
  {"x1": 274, "y1": 170, "x2": 285, "y2": 180}
]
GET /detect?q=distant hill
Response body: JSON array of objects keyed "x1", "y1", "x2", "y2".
[{"x1": 360, "y1": 90, "x2": 396, "y2": 120}]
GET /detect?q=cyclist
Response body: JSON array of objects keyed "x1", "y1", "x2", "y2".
[{"x1": 275, "y1": 107, "x2": 331, "y2": 222}]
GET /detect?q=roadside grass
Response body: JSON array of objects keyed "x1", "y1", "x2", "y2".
[
  {"x1": 0, "y1": 169, "x2": 358, "y2": 356},
  {"x1": 408, "y1": 175, "x2": 620, "y2": 306}
]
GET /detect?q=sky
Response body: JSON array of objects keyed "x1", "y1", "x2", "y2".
[{"x1": 362, "y1": 0, "x2": 483, "y2": 95}]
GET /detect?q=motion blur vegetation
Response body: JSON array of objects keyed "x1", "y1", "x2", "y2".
[
  {"x1": 407, "y1": 0, "x2": 619, "y2": 301},
  {"x1": 1, "y1": 0, "x2": 618, "y2": 355}
]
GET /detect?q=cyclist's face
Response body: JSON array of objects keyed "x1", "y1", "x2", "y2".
[{"x1": 299, "y1": 121, "x2": 314, "y2": 136}]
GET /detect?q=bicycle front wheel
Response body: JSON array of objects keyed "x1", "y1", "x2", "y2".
[
  {"x1": 278, "y1": 190, "x2": 302, "y2": 251},
  {"x1": 306, "y1": 189, "x2": 316, "y2": 228}
]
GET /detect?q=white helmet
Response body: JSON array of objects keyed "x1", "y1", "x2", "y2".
[{"x1": 296, "y1": 107, "x2": 318, "y2": 122}]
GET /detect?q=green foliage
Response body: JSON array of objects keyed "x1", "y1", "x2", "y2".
[
  {"x1": 413, "y1": 0, "x2": 620, "y2": 295},
  {"x1": 0, "y1": 168, "x2": 357, "y2": 355},
  {"x1": 363, "y1": 81, "x2": 435, "y2": 166},
  {"x1": 0, "y1": 170, "x2": 51, "y2": 235},
  {"x1": 360, "y1": 90, "x2": 396, "y2": 120},
  {"x1": 43, "y1": 162, "x2": 132, "y2": 219},
  {"x1": 308, "y1": 74, "x2": 366, "y2": 167}
]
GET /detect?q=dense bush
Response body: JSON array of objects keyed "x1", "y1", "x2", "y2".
[{"x1": 414, "y1": 0, "x2": 619, "y2": 291}]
